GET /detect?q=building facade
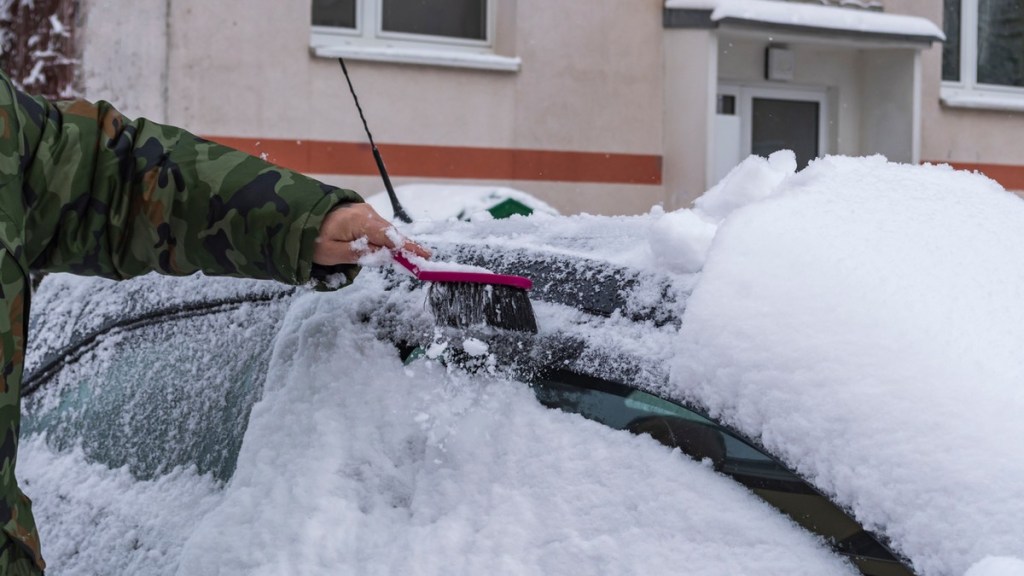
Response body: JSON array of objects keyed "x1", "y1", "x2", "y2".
[{"x1": 5, "y1": 0, "x2": 1024, "y2": 215}]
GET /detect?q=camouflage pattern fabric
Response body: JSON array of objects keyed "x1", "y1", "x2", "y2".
[
  {"x1": 0, "y1": 70, "x2": 364, "y2": 570},
  {"x1": 0, "y1": 534, "x2": 38, "y2": 576}
]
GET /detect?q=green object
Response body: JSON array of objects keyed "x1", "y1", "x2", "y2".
[
  {"x1": 486, "y1": 198, "x2": 534, "y2": 219},
  {"x1": 403, "y1": 346, "x2": 427, "y2": 365},
  {"x1": 0, "y1": 70, "x2": 362, "y2": 570}
]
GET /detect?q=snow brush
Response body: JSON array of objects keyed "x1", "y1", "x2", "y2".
[{"x1": 339, "y1": 58, "x2": 538, "y2": 333}]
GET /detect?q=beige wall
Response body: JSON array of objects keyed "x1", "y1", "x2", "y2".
[
  {"x1": 140, "y1": 0, "x2": 665, "y2": 215},
  {"x1": 80, "y1": 0, "x2": 168, "y2": 121},
  {"x1": 860, "y1": 49, "x2": 919, "y2": 163},
  {"x1": 78, "y1": 0, "x2": 966, "y2": 213},
  {"x1": 316, "y1": 173, "x2": 665, "y2": 216},
  {"x1": 76, "y1": 0, "x2": 668, "y2": 215},
  {"x1": 664, "y1": 28, "x2": 716, "y2": 208}
]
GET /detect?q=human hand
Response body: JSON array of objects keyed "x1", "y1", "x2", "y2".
[{"x1": 313, "y1": 203, "x2": 431, "y2": 265}]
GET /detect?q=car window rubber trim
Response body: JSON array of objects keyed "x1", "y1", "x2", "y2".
[{"x1": 533, "y1": 368, "x2": 916, "y2": 575}]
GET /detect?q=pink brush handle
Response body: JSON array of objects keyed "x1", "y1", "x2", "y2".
[{"x1": 392, "y1": 252, "x2": 533, "y2": 290}]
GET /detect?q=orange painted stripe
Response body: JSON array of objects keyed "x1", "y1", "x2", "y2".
[
  {"x1": 206, "y1": 136, "x2": 662, "y2": 185},
  {"x1": 938, "y1": 161, "x2": 1024, "y2": 191}
]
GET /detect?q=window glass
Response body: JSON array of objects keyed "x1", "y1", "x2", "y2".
[
  {"x1": 533, "y1": 375, "x2": 788, "y2": 478},
  {"x1": 381, "y1": 0, "x2": 487, "y2": 40},
  {"x1": 751, "y1": 98, "x2": 820, "y2": 169},
  {"x1": 23, "y1": 302, "x2": 287, "y2": 483},
  {"x1": 977, "y1": 0, "x2": 1024, "y2": 87},
  {"x1": 717, "y1": 94, "x2": 737, "y2": 115},
  {"x1": 942, "y1": 0, "x2": 962, "y2": 82},
  {"x1": 532, "y1": 371, "x2": 911, "y2": 575},
  {"x1": 313, "y1": 0, "x2": 357, "y2": 28}
]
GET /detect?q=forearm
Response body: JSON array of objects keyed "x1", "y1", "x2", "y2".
[{"x1": 20, "y1": 96, "x2": 362, "y2": 285}]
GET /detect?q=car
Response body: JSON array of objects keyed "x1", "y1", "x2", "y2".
[
  {"x1": 364, "y1": 183, "x2": 561, "y2": 222},
  {"x1": 22, "y1": 238, "x2": 896, "y2": 576},
  {"x1": 18, "y1": 157, "x2": 1024, "y2": 576}
]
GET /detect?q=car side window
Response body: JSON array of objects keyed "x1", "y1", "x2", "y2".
[
  {"x1": 23, "y1": 300, "x2": 288, "y2": 483},
  {"x1": 532, "y1": 370, "x2": 911, "y2": 576}
]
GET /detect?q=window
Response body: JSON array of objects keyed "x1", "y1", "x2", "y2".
[
  {"x1": 24, "y1": 299, "x2": 289, "y2": 482},
  {"x1": 309, "y1": 0, "x2": 519, "y2": 72},
  {"x1": 531, "y1": 370, "x2": 914, "y2": 576},
  {"x1": 942, "y1": 0, "x2": 1024, "y2": 110},
  {"x1": 380, "y1": 0, "x2": 487, "y2": 41},
  {"x1": 312, "y1": 0, "x2": 357, "y2": 29},
  {"x1": 751, "y1": 97, "x2": 821, "y2": 169}
]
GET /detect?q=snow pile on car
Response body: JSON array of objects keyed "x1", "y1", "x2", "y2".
[
  {"x1": 19, "y1": 439, "x2": 223, "y2": 575},
  {"x1": 674, "y1": 153, "x2": 1024, "y2": 575},
  {"x1": 20, "y1": 276, "x2": 852, "y2": 575},
  {"x1": 167, "y1": 274, "x2": 854, "y2": 576}
]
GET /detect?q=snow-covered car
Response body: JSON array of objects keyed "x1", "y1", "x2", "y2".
[{"x1": 19, "y1": 156, "x2": 1024, "y2": 576}]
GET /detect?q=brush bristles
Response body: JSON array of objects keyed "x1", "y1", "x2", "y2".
[{"x1": 428, "y1": 282, "x2": 538, "y2": 333}]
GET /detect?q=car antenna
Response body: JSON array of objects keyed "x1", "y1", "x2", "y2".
[
  {"x1": 338, "y1": 58, "x2": 412, "y2": 224},
  {"x1": 337, "y1": 58, "x2": 538, "y2": 333}
]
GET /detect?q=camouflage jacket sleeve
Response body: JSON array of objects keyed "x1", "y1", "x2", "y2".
[{"x1": 15, "y1": 87, "x2": 362, "y2": 286}]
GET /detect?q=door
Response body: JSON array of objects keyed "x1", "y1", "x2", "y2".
[
  {"x1": 750, "y1": 96, "x2": 821, "y2": 167},
  {"x1": 714, "y1": 85, "x2": 829, "y2": 182}
]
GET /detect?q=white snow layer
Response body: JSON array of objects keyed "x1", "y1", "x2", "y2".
[
  {"x1": 20, "y1": 152, "x2": 1024, "y2": 575},
  {"x1": 20, "y1": 439, "x2": 223, "y2": 576},
  {"x1": 172, "y1": 290, "x2": 853, "y2": 576},
  {"x1": 673, "y1": 154, "x2": 1024, "y2": 575},
  {"x1": 664, "y1": 0, "x2": 944, "y2": 40}
]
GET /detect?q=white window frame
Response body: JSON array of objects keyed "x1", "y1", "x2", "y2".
[
  {"x1": 941, "y1": 0, "x2": 1024, "y2": 112},
  {"x1": 310, "y1": 0, "x2": 520, "y2": 72}
]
